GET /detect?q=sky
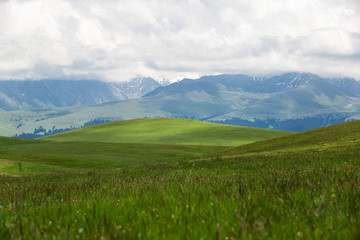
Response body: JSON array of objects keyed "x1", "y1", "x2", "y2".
[{"x1": 0, "y1": 0, "x2": 359, "y2": 82}]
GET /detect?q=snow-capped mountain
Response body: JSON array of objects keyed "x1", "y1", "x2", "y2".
[
  {"x1": 110, "y1": 77, "x2": 162, "y2": 99},
  {"x1": 0, "y1": 78, "x2": 162, "y2": 111}
]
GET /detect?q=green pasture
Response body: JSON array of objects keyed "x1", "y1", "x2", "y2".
[
  {"x1": 0, "y1": 140, "x2": 225, "y2": 174},
  {"x1": 0, "y1": 119, "x2": 359, "y2": 239},
  {"x1": 42, "y1": 118, "x2": 292, "y2": 146}
]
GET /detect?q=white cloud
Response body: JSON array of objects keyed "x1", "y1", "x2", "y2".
[{"x1": 0, "y1": 0, "x2": 359, "y2": 81}]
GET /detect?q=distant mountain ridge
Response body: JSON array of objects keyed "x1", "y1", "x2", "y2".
[
  {"x1": 146, "y1": 72, "x2": 360, "y2": 95},
  {"x1": 0, "y1": 77, "x2": 162, "y2": 111},
  {"x1": 0, "y1": 72, "x2": 359, "y2": 137},
  {"x1": 143, "y1": 72, "x2": 360, "y2": 121}
]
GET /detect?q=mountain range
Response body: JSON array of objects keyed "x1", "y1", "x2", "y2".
[
  {"x1": 145, "y1": 72, "x2": 360, "y2": 127},
  {"x1": 0, "y1": 72, "x2": 359, "y2": 137},
  {"x1": 0, "y1": 77, "x2": 162, "y2": 111}
]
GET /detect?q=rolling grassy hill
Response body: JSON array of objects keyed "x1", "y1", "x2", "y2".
[
  {"x1": 42, "y1": 118, "x2": 292, "y2": 146},
  {"x1": 0, "y1": 118, "x2": 292, "y2": 174},
  {"x1": 0, "y1": 120, "x2": 359, "y2": 239},
  {"x1": 219, "y1": 119, "x2": 360, "y2": 156}
]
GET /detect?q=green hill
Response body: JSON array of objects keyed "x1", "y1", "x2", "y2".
[
  {"x1": 220, "y1": 120, "x2": 360, "y2": 156},
  {"x1": 0, "y1": 118, "x2": 291, "y2": 174},
  {"x1": 42, "y1": 118, "x2": 292, "y2": 146},
  {"x1": 1, "y1": 120, "x2": 359, "y2": 239}
]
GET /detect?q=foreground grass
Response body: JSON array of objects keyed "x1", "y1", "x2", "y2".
[
  {"x1": 0, "y1": 121, "x2": 359, "y2": 239},
  {"x1": 0, "y1": 148, "x2": 359, "y2": 239}
]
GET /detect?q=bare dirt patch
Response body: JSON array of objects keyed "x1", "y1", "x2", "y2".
[{"x1": 0, "y1": 159, "x2": 14, "y2": 169}]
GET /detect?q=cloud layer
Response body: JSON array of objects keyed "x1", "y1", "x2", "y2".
[{"x1": 0, "y1": 0, "x2": 359, "y2": 81}]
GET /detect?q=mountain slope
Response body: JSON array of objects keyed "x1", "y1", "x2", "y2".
[
  {"x1": 110, "y1": 77, "x2": 162, "y2": 99},
  {"x1": 0, "y1": 77, "x2": 161, "y2": 111},
  {"x1": 145, "y1": 72, "x2": 360, "y2": 122}
]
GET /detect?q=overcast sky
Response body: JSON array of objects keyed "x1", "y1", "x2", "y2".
[{"x1": 0, "y1": 0, "x2": 359, "y2": 82}]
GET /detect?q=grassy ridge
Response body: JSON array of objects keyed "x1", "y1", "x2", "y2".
[
  {"x1": 221, "y1": 120, "x2": 360, "y2": 155},
  {"x1": 42, "y1": 118, "x2": 292, "y2": 146}
]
